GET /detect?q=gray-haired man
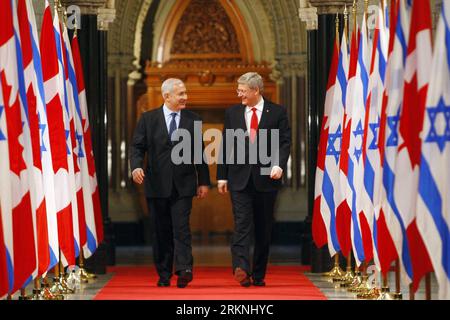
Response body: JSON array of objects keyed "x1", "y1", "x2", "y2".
[
  {"x1": 130, "y1": 78, "x2": 210, "y2": 288},
  {"x1": 217, "y1": 72, "x2": 291, "y2": 287}
]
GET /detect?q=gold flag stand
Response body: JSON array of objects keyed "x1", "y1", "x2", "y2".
[
  {"x1": 77, "y1": 251, "x2": 97, "y2": 282},
  {"x1": 18, "y1": 288, "x2": 32, "y2": 300},
  {"x1": 391, "y1": 259, "x2": 403, "y2": 299},
  {"x1": 425, "y1": 273, "x2": 431, "y2": 300},
  {"x1": 323, "y1": 254, "x2": 345, "y2": 279},
  {"x1": 42, "y1": 275, "x2": 64, "y2": 300},
  {"x1": 356, "y1": 263, "x2": 381, "y2": 299},
  {"x1": 336, "y1": 254, "x2": 356, "y2": 287}
]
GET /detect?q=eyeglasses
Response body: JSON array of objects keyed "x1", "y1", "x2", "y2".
[{"x1": 236, "y1": 89, "x2": 253, "y2": 96}]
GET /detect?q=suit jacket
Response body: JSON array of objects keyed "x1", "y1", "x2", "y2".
[
  {"x1": 217, "y1": 99, "x2": 291, "y2": 192},
  {"x1": 130, "y1": 106, "x2": 210, "y2": 198}
]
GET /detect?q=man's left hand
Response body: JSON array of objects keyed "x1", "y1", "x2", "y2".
[
  {"x1": 197, "y1": 185, "x2": 209, "y2": 199},
  {"x1": 270, "y1": 166, "x2": 283, "y2": 180}
]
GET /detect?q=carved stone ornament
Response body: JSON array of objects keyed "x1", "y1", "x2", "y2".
[
  {"x1": 171, "y1": 0, "x2": 240, "y2": 55},
  {"x1": 61, "y1": 0, "x2": 107, "y2": 15},
  {"x1": 299, "y1": 6, "x2": 318, "y2": 30},
  {"x1": 308, "y1": 0, "x2": 355, "y2": 15},
  {"x1": 198, "y1": 70, "x2": 215, "y2": 86}
]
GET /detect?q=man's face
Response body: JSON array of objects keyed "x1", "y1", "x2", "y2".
[
  {"x1": 165, "y1": 83, "x2": 188, "y2": 111},
  {"x1": 237, "y1": 84, "x2": 259, "y2": 107}
]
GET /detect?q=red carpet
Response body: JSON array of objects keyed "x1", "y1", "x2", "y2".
[{"x1": 94, "y1": 266, "x2": 327, "y2": 300}]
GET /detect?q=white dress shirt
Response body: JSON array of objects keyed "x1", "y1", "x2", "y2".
[
  {"x1": 245, "y1": 97, "x2": 264, "y2": 132},
  {"x1": 132, "y1": 104, "x2": 181, "y2": 176},
  {"x1": 163, "y1": 104, "x2": 181, "y2": 133},
  {"x1": 218, "y1": 97, "x2": 282, "y2": 184}
]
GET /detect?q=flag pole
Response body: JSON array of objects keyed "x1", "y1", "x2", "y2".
[
  {"x1": 338, "y1": 253, "x2": 356, "y2": 288},
  {"x1": 324, "y1": 254, "x2": 345, "y2": 278},
  {"x1": 322, "y1": 14, "x2": 345, "y2": 282},
  {"x1": 391, "y1": 259, "x2": 403, "y2": 299},
  {"x1": 18, "y1": 288, "x2": 31, "y2": 300},
  {"x1": 352, "y1": 0, "x2": 357, "y2": 33},
  {"x1": 365, "y1": 0, "x2": 369, "y2": 35},
  {"x1": 357, "y1": 262, "x2": 381, "y2": 299},
  {"x1": 409, "y1": 283, "x2": 415, "y2": 300},
  {"x1": 78, "y1": 251, "x2": 97, "y2": 282},
  {"x1": 50, "y1": 250, "x2": 68, "y2": 296},
  {"x1": 344, "y1": 5, "x2": 349, "y2": 42},
  {"x1": 41, "y1": 273, "x2": 63, "y2": 299},
  {"x1": 425, "y1": 273, "x2": 431, "y2": 300},
  {"x1": 378, "y1": 273, "x2": 394, "y2": 300},
  {"x1": 59, "y1": 258, "x2": 75, "y2": 293}
]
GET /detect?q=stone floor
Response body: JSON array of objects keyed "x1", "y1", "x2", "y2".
[{"x1": 9, "y1": 245, "x2": 440, "y2": 300}]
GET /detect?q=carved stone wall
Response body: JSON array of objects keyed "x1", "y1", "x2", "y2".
[
  {"x1": 108, "y1": 0, "x2": 308, "y2": 79},
  {"x1": 171, "y1": 0, "x2": 240, "y2": 55}
]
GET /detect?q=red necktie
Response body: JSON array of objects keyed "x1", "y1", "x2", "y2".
[{"x1": 250, "y1": 107, "x2": 258, "y2": 143}]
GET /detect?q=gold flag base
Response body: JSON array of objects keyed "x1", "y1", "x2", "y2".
[
  {"x1": 77, "y1": 267, "x2": 97, "y2": 282},
  {"x1": 41, "y1": 278, "x2": 64, "y2": 300},
  {"x1": 347, "y1": 273, "x2": 363, "y2": 292},
  {"x1": 50, "y1": 277, "x2": 74, "y2": 295},
  {"x1": 357, "y1": 287, "x2": 381, "y2": 299}
]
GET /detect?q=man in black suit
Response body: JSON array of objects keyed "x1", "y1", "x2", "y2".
[
  {"x1": 130, "y1": 78, "x2": 210, "y2": 288},
  {"x1": 217, "y1": 72, "x2": 291, "y2": 287}
]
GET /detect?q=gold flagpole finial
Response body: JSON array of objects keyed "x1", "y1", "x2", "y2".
[
  {"x1": 352, "y1": 0, "x2": 357, "y2": 31},
  {"x1": 336, "y1": 13, "x2": 340, "y2": 41},
  {"x1": 63, "y1": 8, "x2": 68, "y2": 27},
  {"x1": 74, "y1": 15, "x2": 78, "y2": 36},
  {"x1": 344, "y1": 5, "x2": 349, "y2": 41}
]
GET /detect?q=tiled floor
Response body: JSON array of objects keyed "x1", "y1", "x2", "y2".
[{"x1": 9, "y1": 245, "x2": 440, "y2": 300}]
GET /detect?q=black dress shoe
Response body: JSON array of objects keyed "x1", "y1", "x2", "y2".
[
  {"x1": 234, "y1": 267, "x2": 251, "y2": 287},
  {"x1": 157, "y1": 279, "x2": 170, "y2": 287},
  {"x1": 252, "y1": 279, "x2": 266, "y2": 287},
  {"x1": 177, "y1": 270, "x2": 193, "y2": 288}
]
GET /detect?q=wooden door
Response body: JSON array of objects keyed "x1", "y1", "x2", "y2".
[{"x1": 190, "y1": 123, "x2": 233, "y2": 242}]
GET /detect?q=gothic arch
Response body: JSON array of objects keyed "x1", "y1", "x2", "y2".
[{"x1": 107, "y1": 0, "x2": 309, "y2": 79}]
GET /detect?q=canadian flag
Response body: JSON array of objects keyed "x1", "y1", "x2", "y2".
[
  {"x1": 72, "y1": 33, "x2": 104, "y2": 248},
  {"x1": 62, "y1": 23, "x2": 98, "y2": 258},
  {"x1": 40, "y1": 0, "x2": 76, "y2": 267},
  {"x1": 0, "y1": 71, "x2": 12, "y2": 299},
  {"x1": 394, "y1": 0, "x2": 434, "y2": 291},
  {"x1": 312, "y1": 34, "x2": 339, "y2": 252},
  {"x1": 0, "y1": 0, "x2": 37, "y2": 292}
]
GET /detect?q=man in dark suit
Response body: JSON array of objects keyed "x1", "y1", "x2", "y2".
[
  {"x1": 217, "y1": 72, "x2": 291, "y2": 287},
  {"x1": 130, "y1": 78, "x2": 210, "y2": 288}
]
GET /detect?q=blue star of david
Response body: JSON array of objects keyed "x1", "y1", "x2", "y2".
[
  {"x1": 76, "y1": 133, "x2": 85, "y2": 158},
  {"x1": 387, "y1": 107, "x2": 401, "y2": 147},
  {"x1": 369, "y1": 117, "x2": 381, "y2": 150},
  {"x1": 425, "y1": 97, "x2": 450, "y2": 152},
  {"x1": 327, "y1": 125, "x2": 342, "y2": 164},
  {"x1": 38, "y1": 113, "x2": 47, "y2": 156},
  {"x1": 0, "y1": 106, "x2": 5, "y2": 141},
  {"x1": 65, "y1": 130, "x2": 71, "y2": 155},
  {"x1": 353, "y1": 120, "x2": 364, "y2": 163}
]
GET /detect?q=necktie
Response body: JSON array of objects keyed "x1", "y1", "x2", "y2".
[
  {"x1": 250, "y1": 107, "x2": 258, "y2": 143},
  {"x1": 168, "y1": 112, "x2": 177, "y2": 142}
]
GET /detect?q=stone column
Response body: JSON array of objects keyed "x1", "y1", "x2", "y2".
[
  {"x1": 300, "y1": 0, "x2": 352, "y2": 273},
  {"x1": 62, "y1": 0, "x2": 116, "y2": 273}
]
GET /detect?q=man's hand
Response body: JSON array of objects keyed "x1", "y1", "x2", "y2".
[
  {"x1": 218, "y1": 181, "x2": 228, "y2": 194},
  {"x1": 132, "y1": 168, "x2": 145, "y2": 184},
  {"x1": 270, "y1": 166, "x2": 283, "y2": 180},
  {"x1": 197, "y1": 186, "x2": 209, "y2": 199}
]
